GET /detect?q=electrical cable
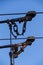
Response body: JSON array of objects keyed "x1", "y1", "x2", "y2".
[
  {"x1": 36, "y1": 12, "x2": 43, "y2": 14},
  {"x1": 0, "y1": 12, "x2": 43, "y2": 16},
  {"x1": 0, "y1": 37, "x2": 43, "y2": 40},
  {"x1": 0, "y1": 13, "x2": 26, "y2": 16}
]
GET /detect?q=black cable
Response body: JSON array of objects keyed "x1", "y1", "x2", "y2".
[
  {"x1": 35, "y1": 37, "x2": 43, "y2": 39},
  {"x1": 36, "y1": 12, "x2": 43, "y2": 14},
  {"x1": 8, "y1": 23, "x2": 15, "y2": 65},
  {"x1": 9, "y1": 23, "x2": 13, "y2": 65},
  {"x1": 0, "y1": 12, "x2": 43, "y2": 16},
  {"x1": 0, "y1": 37, "x2": 43, "y2": 40},
  {"x1": 0, "y1": 13, "x2": 26, "y2": 16}
]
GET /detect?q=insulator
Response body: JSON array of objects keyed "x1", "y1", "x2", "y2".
[
  {"x1": 26, "y1": 11, "x2": 36, "y2": 18},
  {"x1": 22, "y1": 17, "x2": 26, "y2": 21},
  {"x1": 18, "y1": 16, "x2": 32, "y2": 23},
  {"x1": 13, "y1": 52, "x2": 18, "y2": 58},
  {"x1": 12, "y1": 44, "x2": 18, "y2": 52},
  {"x1": 26, "y1": 36, "x2": 35, "y2": 42},
  {"x1": 20, "y1": 47, "x2": 24, "y2": 52},
  {"x1": 26, "y1": 16, "x2": 32, "y2": 21}
]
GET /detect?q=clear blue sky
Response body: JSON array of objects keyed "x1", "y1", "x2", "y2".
[{"x1": 0, "y1": 0, "x2": 43, "y2": 65}]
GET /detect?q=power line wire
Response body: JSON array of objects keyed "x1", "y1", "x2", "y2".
[
  {"x1": 0, "y1": 12, "x2": 43, "y2": 16},
  {"x1": 0, "y1": 37, "x2": 43, "y2": 40},
  {"x1": 0, "y1": 13, "x2": 26, "y2": 16},
  {"x1": 37, "y1": 12, "x2": 43, "y2": 14}
]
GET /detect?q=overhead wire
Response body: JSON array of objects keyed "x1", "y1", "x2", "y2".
[
  {"x1": 0, "y1": 12, "x2": 43, "y2": 16},
  {"x1": 0, "y1": 37, "x2": 43, "y2": 40},
  {"x1": 0, "y1": 13, "x2": 26, "y2": 16}
]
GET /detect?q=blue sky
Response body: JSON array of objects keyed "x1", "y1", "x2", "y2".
[{"x1": 0, "y1": 0, "x2": 43, "y2": 65}]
